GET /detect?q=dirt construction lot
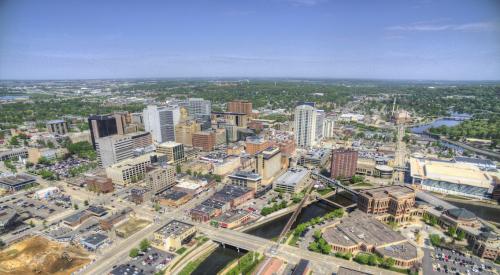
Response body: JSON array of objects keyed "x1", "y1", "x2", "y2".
[{"x1": 0, "y1": 236, "x2": 91, "y2": 275}]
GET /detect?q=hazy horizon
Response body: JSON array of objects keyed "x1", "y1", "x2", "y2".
[{"x1": 1, "y1": 0, "x2": 499, "y2": 81}]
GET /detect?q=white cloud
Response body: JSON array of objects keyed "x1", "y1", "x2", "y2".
[{"x1": 387, "y1": 21, "x2": 498, "y2": 32}]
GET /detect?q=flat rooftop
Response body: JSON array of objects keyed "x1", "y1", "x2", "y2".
[
  {"x1": 376, "y1": 241, "x2": 419, "y2": 261},
  {"x1": 275, "y1": 168, "x2": 309, "y2": 187},
  {"x1": 82, "y1": 233, "x2": 108, "y2": 246},
  {"x1": 156, "y1": 220, "x2": 193, "y2": 238},
  {"x1": 213, "y1": 209, "x2": 249, "y2": 224},
  {"x1": 229, "y1": 171, "x2": 262, "y2": 181},
  {"x1": 323, "y1": 211, "x2": 405, "y2": 248},
  {"x1": 410, "y1": 158, "x2": 496, "y2": 188},
  {"x1": 359, "y1": 185, "x2": 415, "y2": 200},
  {"x1": 0, "y1": 174, "x2": 36, "y2": 187}
]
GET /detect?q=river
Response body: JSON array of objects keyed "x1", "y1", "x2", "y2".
[
  {"x1": 192, "y1": 192, "x2": 355, "y2": 274},
  {"x1": 191, "y1": 246, "x2": 243, "y2": 275},
  {"x1": 410, "y1": 118, "x2": 463, "y2": 134}
]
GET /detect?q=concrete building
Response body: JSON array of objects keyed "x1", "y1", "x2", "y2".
[
  {"x1": 105, "y1": 153, "x2": 166, "y2": 185},
  {"x1": 331, "y1": 148, "x2": 358, "y2": 179},
  {"x1": 322, "y1": 211, "x2": 422, "y2": 268},
  {"x1": 246, "y1": 136, "x2": 271, "y2": 155},
  {"x1": 157, "y1": 141, "x2": 185, "y2": 164},
  {"x1": 143, "y1": 105, "x2": 180, "y2": 143},
  {"x1": 175, "y1": 121, "x2": 201, "y2": 146},
  {"x1": 255, "y1": 147, "x2": 282, "y2": 184},
  {"x1": 274, "y1": 167, "x2": 310, "y2": 194},
  {"x1": 95, "y1": 131, "x2": 152, "y2": 167},
  {"x1": 0, "y1": 174, "x2": 36, "y2": 192},
  {"x1": 192, "y1": 131, "x2": 216, "y2": 152},
  {"x1": 81, "y1": 233, "x2": 108, "y2": 250},
  {"x1": 298, "y1": 148, "x2": 331, "y2": 168},
  {"x1": 88, "y1": 114, "x2": 122, "y2": 149},
  {"x1": 145, "y1": 164, "x2": 176, "y2": 194},
  {"x1": 0, "y1": 148, "x2": 28, "y2": 161},
  {"x1": 356, "y1": 158, "x2": 376, "y2": 176},
  {"x1": 152, "y1": 220, "x2": 196, "y2": 252},
  {"x1": 357, "y1": 185, "x2": 419, "y2": 223},
  {"x1": 227, "y1": 100, "x2": 252, "y2": 115},
  {"x1": 46, "y1": 119, "x2": 68, "y2": 135},
  {"x1": 180, "y1": 98, "x2": 211, "y2": 116},
  {"x1": 315, "y1": 110, "x2": 325, "y2": 142},
  {"x1": 410, "y1": 157, "x2": 499, "y2": 199},
  {"x1": 294, "y1": 104, "x2": 317, "y2": 148},
  {"x1": 215, "y1": 128, "x2": 227, "y2": 146},
  {"x1": 211, "y1": 111, "x2": 248, "y2": 128},
  {"x1": 323, "y1": 117, "x2": 335, "y2": 138},
  {"x1": 228, "y1": 171, "x2": 263, "y2": 193}
]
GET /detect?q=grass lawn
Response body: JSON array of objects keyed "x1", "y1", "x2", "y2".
[
  {"x1": 317, "y1": 187, "x2": 334, "y2": 196},
  {"x1": 176, "y1": 247, "x2": 187, "y2": 255}
]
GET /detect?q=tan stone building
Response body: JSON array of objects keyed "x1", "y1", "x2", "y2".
[
  {"x1": 357, "y1": 185, "x2": 421, "y2": 223},
  {"x1": 145, "y1": 164, "x2": 176, "y2": 194},
  {"x1": 175, "y1": 121, "x2": 201, "y2": 146},
  {"x1": 255, "y1": 147, "x2": 282, "y2": 185}
]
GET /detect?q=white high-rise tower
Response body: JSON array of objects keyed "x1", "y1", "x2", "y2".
[
  {"x1": 143, "y1": 105, "x2": 180, "y2": 143},
  {"x1": 294, "y1": 104, "x2": 317, "y2": 148}
]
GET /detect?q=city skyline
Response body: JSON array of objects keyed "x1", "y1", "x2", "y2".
[{"x1": 1, "y1": 0, "x2": 499, "y2": 80}]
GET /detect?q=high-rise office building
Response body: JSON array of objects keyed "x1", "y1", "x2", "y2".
[
  {"x1": 143, "y1": 105, "x2": 180, "y2": 143},
  {"x1": 331, "y1": 148, "x2": 358, "y2": 179},
  {"x1": 227, "y1": 100, "x2": 252, "y2": 115},
  {"x1": 323, "y1": 117, "x2": 335, "y2": 138},
  {"x1": 157, "y1": 141, "x2": 185, "y2": 164},
  {"x1": 192, "y1": 131, "x2": 216, "y2": 152},
  {"x1": 175, "y1": 121, "x2": 201, "y2": 146},
  {"x1": 95, "y1": 131, "x2": 152, "y2": 168},
  {"x1": 294, "y1": 104, "x2": 317, "y2": 148},
  {"x1": 145, "y1": 164, "x2": 176, "y2": 194},
  {"x1": 254, "y1": 147, "x2": 282, "y2": 184},
  {"x1": 315, "y1": 110, "x2": 325, "y2": 142},
  {"x1": 181, "y1": 98, "x2": 211, "y2": 117},
  {"x1": 88, "y1": 115, "x2": 119, "y2": 149}
]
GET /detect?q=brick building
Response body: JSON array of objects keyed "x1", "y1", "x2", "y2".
[
  {"x1": 192, "y1": 131, "x2": 216, "y2": 152},
  {"x1": 330, "y1": 148, "x2": 358, "y2": 179}
]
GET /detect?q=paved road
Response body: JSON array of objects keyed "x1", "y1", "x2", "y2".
[{"x1": 81, "y1": 188, "x2": 216, "y2": 275}]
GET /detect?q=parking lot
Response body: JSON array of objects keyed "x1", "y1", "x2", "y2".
[
  {"x1": 424, "y1": 247, "x2": 499, "y2": 275},
  {"x1": 113, "y1": 247, "x2": 175, "y2": 274},
  {"x1": 0, "y1": 194, "x2": 68, "y2": 220}
]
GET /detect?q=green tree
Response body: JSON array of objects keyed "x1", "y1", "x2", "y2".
[
  {"x1": 84, "y1": 200, "x2": 89, "y2": 206},
  {"x1": 429, "y1": 234, "x2": 442, "y2": 247},
  {"x1": 176, "y1": 164, "x2": 182, "y2": 174},
  {"x1": 74, "y1": 203, "x2": 79, "y2": 210},
  {"x1": 456, "y1": 230, "x2": 466, "y2": 241},
  {"x1": 140, "y1": 239, "x2": 150, "y2": 252},
  {"x1": 129, "y1": 248, "x2": 139, "y2": 258},
  {"x1": 447, "y1": 226, "x2": 457, "y2": 237}
]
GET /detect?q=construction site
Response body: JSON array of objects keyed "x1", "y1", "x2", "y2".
[{"x1": 0, "y1": 236, "x2": 91, "y2": 275}]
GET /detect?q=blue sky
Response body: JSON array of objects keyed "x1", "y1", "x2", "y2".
[{"x1": 0, "y1": 0, "x2": 499, "y2": 80}]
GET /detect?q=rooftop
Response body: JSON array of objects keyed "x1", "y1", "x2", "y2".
[
  {"x1": 162, "y1": 190, "x2": 189, "y2": 201},
  {"x1": 229, "y1": 171, "x2": 262, "y2": 181},
  {"x1": 156, "y1": 220, "x2": 194, "y2": 238},
  {"x1": 46, "y1": 119, "x2": 65, "y2": 124},
  {"x1": 359, "y1": 185, "x2": 415, "y2": 200},
  {"x1": 213, "y1": 209, "x2": 249, "y2": 224},
  {"x1": 323, "y1": 211, "x2": 406, "y2": 248},
  {"x1": 410, "y1": 158, "x2": 496, "y2": 188},
  {"x1": 0, "y1": 174, "x2": 36, "y2": 187},
  {"x1": 445, "y1": 208, "x2": 477, "y2": 221},
  {"x1": 82, "y1": 233, "x2": 108, "y2": 246},
  {"x1": 375, "y1": 241, "x2": 419, "y2": 260},
  {"x1": 275, "y1": 168, "x2": 309, "y2": 187}
]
